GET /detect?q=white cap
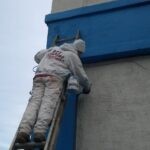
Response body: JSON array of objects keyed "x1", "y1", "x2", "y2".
[{"x1": 73, "y1": 39, "x2": 85, "y2": 53}]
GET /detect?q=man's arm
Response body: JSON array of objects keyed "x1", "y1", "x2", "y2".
[
  {"x1": 34, "y1": 47, "x2": 54, "y2": 64},
  {"x1": 67, "y1": 53, "x2": 91, "y2": 94},
  {"x1": 34, "y1": 49, "x2": 48, "y2": 64}
]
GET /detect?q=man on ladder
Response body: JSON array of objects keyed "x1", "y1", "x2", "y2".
[{"x1": 16, "y1": 39, "x2": 91, "y2": 143}]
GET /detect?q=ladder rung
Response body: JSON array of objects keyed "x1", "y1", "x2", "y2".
[{"x1": 14, "y1": 142, "x2": 45, "y2": 149}]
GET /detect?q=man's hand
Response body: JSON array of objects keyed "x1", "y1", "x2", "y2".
[
  {"x1": 83, "y1": 88, "x2": 90, "y2": 94},
  {"x1": 82, "y1": 84, "x2": 91, "y2": 94}
]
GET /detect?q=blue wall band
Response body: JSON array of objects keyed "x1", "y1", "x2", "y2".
[{"x1": 45, "y1": 0, "x2": 150, "y2": 64}]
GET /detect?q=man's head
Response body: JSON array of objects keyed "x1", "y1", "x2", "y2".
[{"x1": 73, "y1": 39, "x2": 85, "y2": 55}]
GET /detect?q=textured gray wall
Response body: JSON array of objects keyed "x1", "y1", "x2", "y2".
[
  {"x1": 52, "y1": 0, "x2": 113, "y2": 13},
  {"x1": 76, "y1": 56, "x2": 150, "y2": 150}
]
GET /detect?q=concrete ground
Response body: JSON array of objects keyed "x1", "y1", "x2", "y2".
[{"x1": 76, "y1": 56, "x2": 150, "y2": 150}]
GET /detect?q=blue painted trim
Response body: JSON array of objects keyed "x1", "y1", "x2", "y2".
[
  {"x1": 45, "y1": 0, "x2": 150, "y2": 23},
  {"x1": 55, "y1": 91, "x2": 78, "y2": 150},
  {"x1": 82, "y1": 40, "x2": 150, "y2": 63},
  {"x1": 45, "y1": 0, "x2": 150, "y2": 64}
]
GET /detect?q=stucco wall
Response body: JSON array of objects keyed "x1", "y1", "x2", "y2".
[
  {"x1": 52, "y1": 0, "x2": 113, "y2": 13},
  {"x1": 76, "y1": 56, "x2": 150, "y2": 150}
]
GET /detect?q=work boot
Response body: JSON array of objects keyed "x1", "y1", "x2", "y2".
[
  {"x1": 34, "y1": 132, "x2": 46, "y2": 142},
  {"x1": 16, "y1": 132, "x2": 30, "y2": 143}
]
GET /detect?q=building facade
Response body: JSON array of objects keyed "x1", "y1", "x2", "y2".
[{"x1": 48, "y1": 1, "x2": 150, "y2": 150}]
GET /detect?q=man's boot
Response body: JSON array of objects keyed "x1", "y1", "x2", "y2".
[
  {"x1": 16, "y1": 132, "x2": 30, "y2": 143},
  {"x1": 34, "y1": 132, "x2": 46, "y2": 142}
]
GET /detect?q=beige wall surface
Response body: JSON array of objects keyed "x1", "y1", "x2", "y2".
[
  {"x1": 84, "y1": 0, "x2": 113, "y2": 6},
  {"x1": 52, "y1": 0, "x2": 114, "y2": 13},
  {"x1": 76, "y1": 56, "x2": 150, "y2": 150}
]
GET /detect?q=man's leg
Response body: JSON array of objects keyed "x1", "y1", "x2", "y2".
[
  {"x1": 34, "y1": 76, "x2": 63, "y2": 142},
  {"x1": 16, "y1": 77, "x2": 45, "y2": 143}
]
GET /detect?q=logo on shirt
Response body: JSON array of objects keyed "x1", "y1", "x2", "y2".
[{"x1": 47, "y1": 49, "x2": 64, "y2": 62}]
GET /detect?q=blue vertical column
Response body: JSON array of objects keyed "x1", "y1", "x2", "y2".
[{"x1": 55, "y1": 90, "x2": 79, "y2": 150}]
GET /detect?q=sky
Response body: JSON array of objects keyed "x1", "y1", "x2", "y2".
[{"x1": 0, "y1": 0, "x2": 52, "y2": 149}]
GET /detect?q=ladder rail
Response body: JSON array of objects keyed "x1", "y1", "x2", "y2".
[{"x1": 44, "y1": 99, "x2": 65, "y2": 150}]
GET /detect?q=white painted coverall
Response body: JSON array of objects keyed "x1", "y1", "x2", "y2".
[{"x1": 18, "y1": 39, "x2": 91, "y2": 135}]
